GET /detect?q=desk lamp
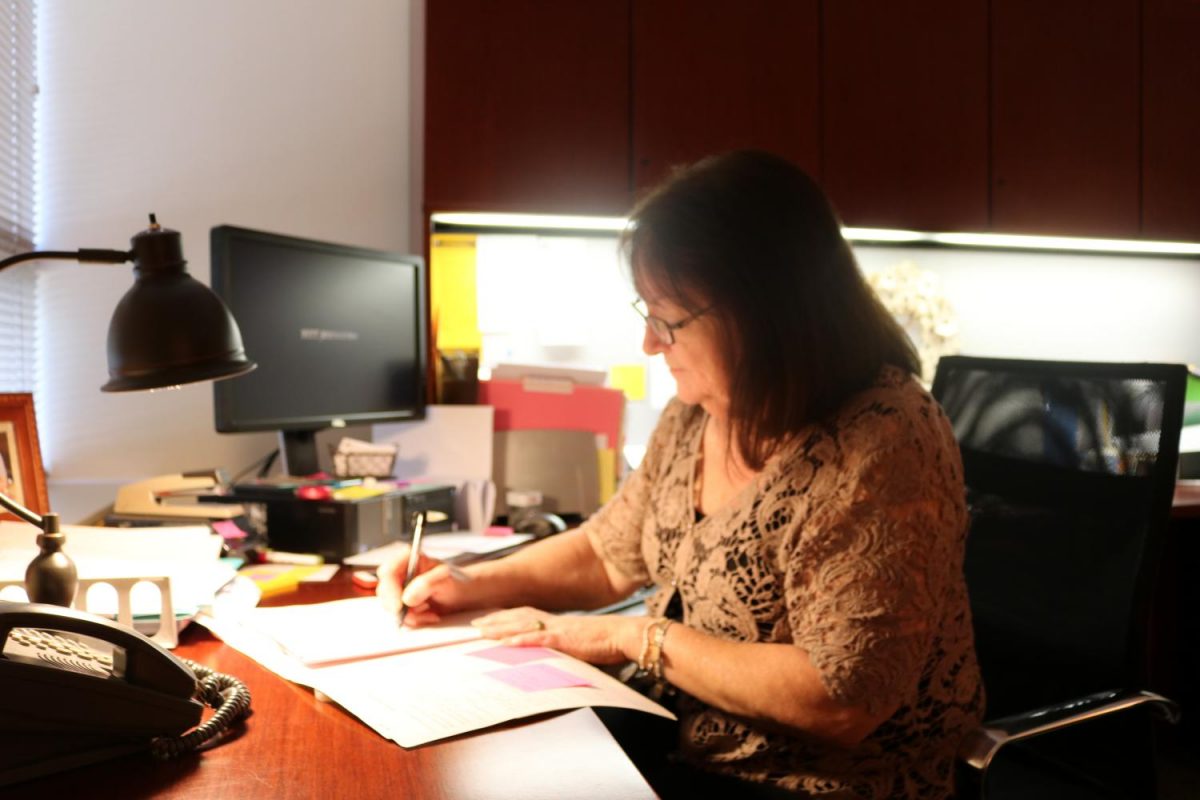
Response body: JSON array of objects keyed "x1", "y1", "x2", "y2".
[{"x1": 0, "y1": 214, "x2": 256, "y2": 605}]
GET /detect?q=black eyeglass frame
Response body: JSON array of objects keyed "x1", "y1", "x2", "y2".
[{"x1": 631, "y1": 298, "x2": 712, "y2": 345}]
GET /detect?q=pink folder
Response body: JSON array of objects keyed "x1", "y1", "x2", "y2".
[{"x1": 478, "y1": 379, "x2": 624, "y2": 452}]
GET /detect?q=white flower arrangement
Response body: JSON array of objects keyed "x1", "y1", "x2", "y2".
[{"x1": 866, "y1": 260, "x2": 960, "y2": 385}]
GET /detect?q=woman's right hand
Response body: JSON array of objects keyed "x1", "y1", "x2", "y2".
[{"x1": 375, "y1": 546, "x2": 472, "y2": 627}]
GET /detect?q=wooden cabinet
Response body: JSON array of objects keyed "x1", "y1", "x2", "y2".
[
  {"x1": 425, "y1": 0, "x2": 1200, "y2": 241},
  {"x1": 990, "y1": 0, "x2": 1141, "y2": 238},
  {"x1": 1142, "y1": 0, "x2": 1200, "y2": 241},
  {"x1": 822, "y1": 0, "x2": 988, "y2": 231},
  {"x1": 424, "y1": 0, "x2": 631, "y2": 215},
  {"x1": 631, "y1": 0, "x2": 820, "y2": 193}
]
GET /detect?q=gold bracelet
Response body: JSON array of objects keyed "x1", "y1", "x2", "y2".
[
  {"x1": 642, "y1": 617, "x2": 674, "y2": 681},
  {"x1": 637, "y1": 617, "x2": 659, "y2": 671}
]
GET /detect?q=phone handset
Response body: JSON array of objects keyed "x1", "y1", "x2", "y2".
[
  {"x1": 0, "y1": 601, "x2": 197, "y2": 697},
  {"x1": 0, "y1": 601, "x2": 252, "y2": 784}
]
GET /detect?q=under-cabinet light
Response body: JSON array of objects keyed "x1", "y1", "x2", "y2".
[{"x1": 432, "y1": 213, "x2": 1200, "y2": 257}]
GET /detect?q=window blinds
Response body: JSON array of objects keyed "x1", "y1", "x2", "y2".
[{"x1": 0, "y1": 1, "x2": 37, "y2": 392}]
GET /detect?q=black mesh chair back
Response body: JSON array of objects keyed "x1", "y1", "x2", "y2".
[{"x1": 932, "y1": 356, "x2": 1186, "y2": 797}]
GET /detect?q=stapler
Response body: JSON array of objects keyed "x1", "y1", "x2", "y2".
[{"x1": 113, "y1": 470, "x2": 244, "y2": 520}]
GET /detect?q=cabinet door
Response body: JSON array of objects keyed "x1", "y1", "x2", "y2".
[
  {"x1": 990, "y1": 0, "x2": 1140, "y2": 237},
  {"x1": 822, "y1": 1, "x2": 988, "y2": 231},
  {"x1": 425, "y1": 0, "x2": 631, "y2": 215},
  {"x1": 1143, "y1": 0, "x2": 1200, "y2": 241},
  {"x1": 631, "y1": 0, "x2": 820, "y2": 193}
]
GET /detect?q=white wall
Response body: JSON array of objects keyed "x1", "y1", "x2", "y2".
[
  {"x1": 36, "y1": 1, "x2": 415, "y2": 516},
  {"x1": 854, "y1": 246, "x2": 1200, "y2": 368},
  {"x1": 468, "y1": 235, "x2": 1200, "y2": 470}
]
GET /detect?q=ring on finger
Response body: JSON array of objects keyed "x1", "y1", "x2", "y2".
[{"x1": 531, "y1": 619, "x2": 546, "y2": 632}]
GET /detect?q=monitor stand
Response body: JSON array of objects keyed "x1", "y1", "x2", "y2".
[{"x1": 279, "y1": 429, "x2": 322, "y2": 477}]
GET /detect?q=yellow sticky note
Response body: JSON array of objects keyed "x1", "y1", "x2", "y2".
[
  {"x1": 332, "y1": 484, "x2": 393, "y2": 501},
  {"x1": 431, "y1": 233, "x2": 482, "y2": 351},
  {"x1": 609, "y1": 364, "x2": 646, "y2": 401},
  {"x1": 239, "y1": 564, "x2": 323, "y2": 598}
]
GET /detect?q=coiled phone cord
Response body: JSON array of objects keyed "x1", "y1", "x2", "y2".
[{"x1": 149, "y1": 659, "x2": 253, "y2": 760}]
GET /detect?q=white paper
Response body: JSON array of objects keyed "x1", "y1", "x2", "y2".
[
  {"x1": 342, "y1": 531, "x2": 533, "y2": 568},
  {"x1": 245, "y1": 596, "x2": 483, "y2": 666},
  {"x1": 0, "y1": 521, "x2": 232, "y2": 615},
  {"x1": 195, "y1": 598, "x2": 674, "y2": 748},
  {"x1": 316, "y1": 639, "x2": 675, "y2": 748}
]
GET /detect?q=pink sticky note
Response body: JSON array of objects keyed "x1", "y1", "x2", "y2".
[
  {"x1": 211, "y1": 519, "x2": 246, "y2": 540},
  {"x1": 471, "y1": 645, "x2": 557, "y2": 665},
  {"x1": 484, "y1": 525, "x2": 514, "y2": 537},
  {"x1": 486, "y1": 663, "x2": 593, "y2": 692}
]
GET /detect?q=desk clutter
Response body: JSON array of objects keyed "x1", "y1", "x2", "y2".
[
  {"x1": 217, "y1": 480, "x2": 456, "y2": 564},
  {"x1": 0, "y1": 521, "x2": 235, "y2": 648}
]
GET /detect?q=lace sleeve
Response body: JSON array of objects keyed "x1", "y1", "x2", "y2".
[
  {"x1": 584, "y1": 398, "x2": 688, "y2": 584},
  {"x1": 784, "y1": 426, "x2": 966, "y2": 716}
]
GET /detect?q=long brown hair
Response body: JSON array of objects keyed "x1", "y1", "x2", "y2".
[{"x1": 623, "y1": 150, "x2": 919, "y2": 470}]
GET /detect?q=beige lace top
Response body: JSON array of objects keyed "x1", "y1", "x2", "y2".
[{"x1": 586, "y1": 367, "x2": 983, "y2": 798}]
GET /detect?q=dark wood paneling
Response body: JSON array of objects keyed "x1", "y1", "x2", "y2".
[
  {"x1": 425, "y1": 0, "x2": 631, "y2": 215},
  {"x1": 991, "y1": 0, "x2": 1141, "y2": 237},
  {"x1": 822, "y1": 1, "x2": 989, "y2": 231},
  {"x1": 1142, "y1": 0, "x2": 1200, "y2": 241},
  {"x1": 631, "y1": 0, "x2": 820, "y2": 193}
]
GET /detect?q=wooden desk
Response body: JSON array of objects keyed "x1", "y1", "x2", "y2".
[
  {"x1": 6, "y1": 572, "x2": 656, "y2": 800},
  {"x1": 1172, "y1": 480, "x2": 1200, "y2": 519}
]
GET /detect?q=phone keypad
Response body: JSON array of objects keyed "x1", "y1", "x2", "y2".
[{"x1": 6, "y1": 627, "x2": 115, "y2": 674}]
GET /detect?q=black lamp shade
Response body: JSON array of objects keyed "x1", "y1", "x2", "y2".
[{"x1": 101, "y1": 221, "x2": 255, "y2": 392}]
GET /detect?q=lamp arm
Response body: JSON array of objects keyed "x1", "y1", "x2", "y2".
[
  {"x1": 0, "y1": 249, "x2": 131, "y2": 272},
  {"x1": 0, "y1": 490, "x2": 45, "y2": 530}
]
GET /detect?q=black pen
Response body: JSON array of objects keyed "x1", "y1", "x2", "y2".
[{"x1": 397, "y1": 510, "x2": 426, "y2": 627}]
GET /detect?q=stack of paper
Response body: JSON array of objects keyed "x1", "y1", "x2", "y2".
[
  {"x1": 0, "y1": 522, "x2": 233, "y2": 617},
  {"x1": 0, "y1": 522, "x2": 235, "y2": 646},
  {"x1": 197, "y1": 596, "x2": 674, "y2": 747}
]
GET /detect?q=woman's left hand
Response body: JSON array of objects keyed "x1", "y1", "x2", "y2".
[{"x1": 471, "y1": 607, "x2": 643, "y2": 666}]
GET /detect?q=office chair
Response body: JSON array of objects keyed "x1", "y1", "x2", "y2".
[{"x1": 930, "y1": 356, "x2": 1186, "y2": 800}]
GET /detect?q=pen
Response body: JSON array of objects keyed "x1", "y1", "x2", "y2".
[{"x1": 397, "y1": 510, "x2": 427, "y2": 627}]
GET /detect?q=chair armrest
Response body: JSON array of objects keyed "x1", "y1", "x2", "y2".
[{"x1": 959, "y1": 688, "x2": 1180, "y2": 773}]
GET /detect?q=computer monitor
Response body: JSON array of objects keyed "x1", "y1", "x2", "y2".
[{"x1": 210, "y1": 225, "x2": 427, "y2": 475}]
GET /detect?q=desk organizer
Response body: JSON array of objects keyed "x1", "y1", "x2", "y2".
[{"x1": 0, "y1": 575, "x2": 178, "y2": 648}]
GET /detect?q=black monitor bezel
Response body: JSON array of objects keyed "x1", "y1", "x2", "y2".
[{"x1": 210, "y1": 224, "x2": 428, "y2": 436}]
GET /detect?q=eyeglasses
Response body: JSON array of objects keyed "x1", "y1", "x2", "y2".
[{"x1": 631, "y1": 298, "x2": 711, "y2": 345}]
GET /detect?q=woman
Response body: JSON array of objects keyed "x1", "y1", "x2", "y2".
[{"x1": 380, "y1": 150, "x2": 983, "y2": 798}]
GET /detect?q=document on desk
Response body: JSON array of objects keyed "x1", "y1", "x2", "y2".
[
  {"x1": 245, "y1": 597, "x2": 483, "y2": 665},
  {"x1": 196, "y1": 595, "x2": 674, "y2": 747},
  {"x1": 317, "y1": 638, "x2": 674, "y2": 747}
]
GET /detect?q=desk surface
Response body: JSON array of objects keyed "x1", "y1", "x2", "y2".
[{"x1": 6, "y1": 572, "x2": 656, "y2": 800}]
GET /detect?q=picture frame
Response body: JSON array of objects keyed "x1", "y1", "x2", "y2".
[{"x1": 0, "y1": 393, "x2": 49, "y2": 516}]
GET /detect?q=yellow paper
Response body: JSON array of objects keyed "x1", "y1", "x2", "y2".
[
  {"x1": 430, "y1": 233, "x2": 481, "y2": 351},
  {"x1": 609, "y1": 364, "x2": 646, "y2": 401},
  {"x1": 597, "y1": 447, "x2": 616, "y2": 504}
]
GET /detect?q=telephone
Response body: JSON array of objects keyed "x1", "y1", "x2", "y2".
[{"x1": 0, "y1": 601, "x2": 251, "y2": 787}]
